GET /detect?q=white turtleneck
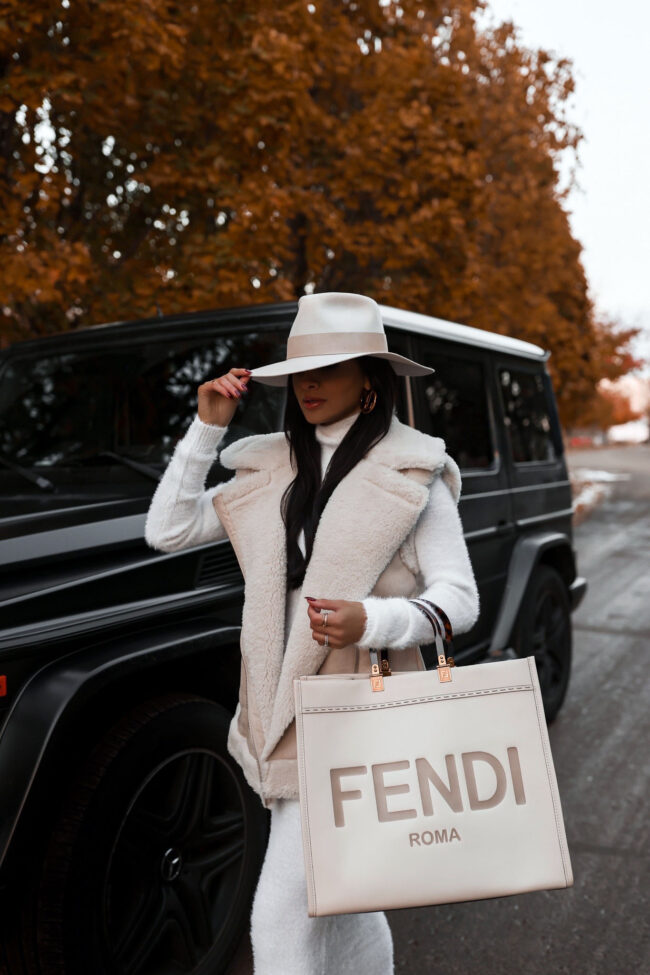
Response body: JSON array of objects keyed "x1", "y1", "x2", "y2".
[
  {"x1": 145, "y1": 412, "x2": 479, "y2": 652},
  {"x1": 284, "y1": 407, "x2": 361, "y2": 643}
]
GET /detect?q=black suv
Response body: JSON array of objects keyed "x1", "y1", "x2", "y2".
[{"x1": 0, "y1": 300, "x2": 586, "y2": 975}]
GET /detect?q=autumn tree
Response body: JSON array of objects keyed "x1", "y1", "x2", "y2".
[
  {"x1": 577, "y1": 383, "x2": 641, "y2": 432},
  {"x1": 0, "y1": 0, "x2": 640, "y2": 426}
]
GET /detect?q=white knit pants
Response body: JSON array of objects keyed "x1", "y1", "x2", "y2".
[{"x1": 250, "y1": 798, "x2": 394, "y2": 974}]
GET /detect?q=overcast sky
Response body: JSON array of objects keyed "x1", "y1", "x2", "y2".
[{"x1": 476, "y1": 0, "x2": 650, "y2": 374}]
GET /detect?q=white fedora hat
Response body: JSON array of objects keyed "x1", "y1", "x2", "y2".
[{"x1": 248, "y1": 292, "x2": 434, "y2": 387}]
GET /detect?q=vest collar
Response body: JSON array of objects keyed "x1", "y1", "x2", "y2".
[
  {"x1": 214, "y1": 414, "x2": 461, "y2": 760},
  {"x1": 219, "y1": 412, "x2": 459, "y2": 496}
]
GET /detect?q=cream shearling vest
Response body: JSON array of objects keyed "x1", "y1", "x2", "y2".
[{"x1": 212, "y1": 413, "x2": 461, "y2": 806}]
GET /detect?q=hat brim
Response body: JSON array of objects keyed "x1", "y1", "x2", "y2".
[{"x1": 248, "y1": 351, "x2": 434, "y2": 387}]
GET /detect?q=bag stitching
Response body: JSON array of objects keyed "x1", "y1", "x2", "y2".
[{"x1": 300, "y1": 683, "x2": 533, "y2": 712}]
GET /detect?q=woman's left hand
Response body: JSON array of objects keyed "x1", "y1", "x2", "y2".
[{"x1": 306, "y1": 597, "x2": 367, "y2": 649}]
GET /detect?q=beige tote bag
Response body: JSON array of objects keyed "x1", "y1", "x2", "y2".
[{"x1": 293, "y1": 605, "x2": 573, "y2": 917}]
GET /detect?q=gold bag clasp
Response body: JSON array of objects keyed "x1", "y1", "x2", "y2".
[
  {"x1": 370, "y1": 662, "x2": 384, "y2": 692},
  {"x1": 437, "y1": 652, "x2": 453, "y2": 683},
  {"x1": 370, "y1": 651, "x2": 385, "y2": 692}
]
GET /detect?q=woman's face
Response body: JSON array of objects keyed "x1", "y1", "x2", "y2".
[{"x1": 291, "y1": 359, "x2": 371, "y2": 425}]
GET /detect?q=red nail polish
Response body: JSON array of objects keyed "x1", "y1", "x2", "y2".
[{"x1": 305, "y1": 596, "x2": 316, "y2": 602}]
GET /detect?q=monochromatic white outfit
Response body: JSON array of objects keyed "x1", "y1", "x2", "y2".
[{"x1": 145, "y1": 407, "x2": 480, "y2": 973}]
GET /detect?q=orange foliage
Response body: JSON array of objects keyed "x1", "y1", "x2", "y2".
[
  {"x1": 579, "y1": 384, "x2": 642, "y2": 432},
  {"x1": 0, "y1": 0, "x2": 641, "y2": 427}
]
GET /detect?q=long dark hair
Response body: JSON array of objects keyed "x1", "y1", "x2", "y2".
[{"x1": 281, "y1": 356, "x2": 399, "y2": 590}]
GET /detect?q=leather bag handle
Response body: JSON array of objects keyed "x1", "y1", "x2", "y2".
[
  {"x1": 369, "y1": 600, "x2": 455, "y2": 692},
  {"x1": 408, "y1": 598, "x2": 455, "y2": 683},
  {"x1": 410, "y1": 598, "x2": 454, "y2": 644}
]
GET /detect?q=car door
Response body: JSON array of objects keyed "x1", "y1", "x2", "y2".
[
  {"x1": 494, "y1": 358, "x2": 572, "y2": 536},
  {"x1": 409, "y1": 334, "x2": 515, "y2": 660}
]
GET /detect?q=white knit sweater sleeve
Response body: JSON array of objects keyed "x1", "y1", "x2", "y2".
[
  {"x1": 144, "y1": 415, "x2": 231, "y2": 552},
  {"x1": 357, "y1": 476, "x2": 479, "y2": 650}
]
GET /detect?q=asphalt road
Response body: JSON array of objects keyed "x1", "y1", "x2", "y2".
[{"x1": 228, "y1": 445, "x2": 650, "y2": 975}]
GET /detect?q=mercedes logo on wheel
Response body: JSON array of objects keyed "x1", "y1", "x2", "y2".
[{"x1": 160, "y1": 846, "x2": 183, "y2": 882}]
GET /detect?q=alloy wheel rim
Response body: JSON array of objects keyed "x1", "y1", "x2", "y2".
[
  {"x1": 103, "y1": 749, "x2": 247, "y2": 975},
  {"x1": 531, "y1": 588, "x2": 569, "y2": 704}
]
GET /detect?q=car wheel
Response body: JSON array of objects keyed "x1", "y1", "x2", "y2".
[
  {"x1": 512, "y1": 564, "x2": 572, "y2": 724},
  {"x1": 23, "y1": 692, "x2": 268, "y2": 975}
]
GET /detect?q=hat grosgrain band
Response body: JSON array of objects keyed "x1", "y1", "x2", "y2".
[
  {"x1": 248, "y1": 292, "x2": 434, "y2": 387},
  {"x1": 287, "y1": 331, "x2": 388, "y2": 358}
]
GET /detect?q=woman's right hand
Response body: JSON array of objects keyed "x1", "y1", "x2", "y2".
[{"x1": 197, "y1": 367, "x2": 252, "y2": 427}]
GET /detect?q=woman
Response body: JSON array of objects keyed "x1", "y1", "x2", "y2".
[{"x1": 145, "y1": 291, "x2": 480, "y2": 974}]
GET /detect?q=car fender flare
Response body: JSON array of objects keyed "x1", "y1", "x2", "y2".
[
  {"x1": 0, "y1": 622, "x2": 241, "y2": 875},
  {"x1": 488, "y1": 532, "x2": 579, "y2": 656}
]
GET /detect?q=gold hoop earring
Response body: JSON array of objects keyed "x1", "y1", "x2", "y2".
[{"x1": 359, "y1": 388, "x2": 377, "y2": 413}]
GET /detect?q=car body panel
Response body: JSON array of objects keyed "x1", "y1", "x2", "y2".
[{"x1": 0, "y1": 618, "x2": 243, "y2": 875}]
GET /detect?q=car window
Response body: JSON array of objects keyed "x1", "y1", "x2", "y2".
[
  {"x1": 0, "y1": 329, "x2": 287, "y2": 469},
  {"x1": 414, "y1": 342, "x2": 495, "y2": 471},
  {"x1": 383, "y1": 327, "x2": 417, "y2": 425},
  {"x1": 128, "y1": 331, "x2": 287, "y2": 465},
  {"x1": 499, "y1": 368, "x2": 556, "y2": 463}
]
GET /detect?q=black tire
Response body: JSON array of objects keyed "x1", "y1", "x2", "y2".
[
  {"x1": 512, "y1": 564, "x2": 573, "y2": 724},
  {"x1": 18, "y1": 692, "x2": 268, "y2": 975}
]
